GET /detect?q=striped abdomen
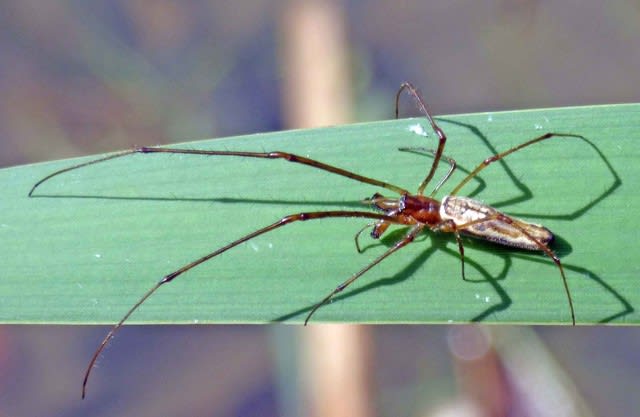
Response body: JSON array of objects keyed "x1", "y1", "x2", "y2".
[{"x1": 440, "y1": 195, "x2": 553, "y2": 250}]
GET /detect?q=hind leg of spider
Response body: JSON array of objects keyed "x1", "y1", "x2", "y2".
[
  {"x1": 443, "y1": 213, "x2": 575, "y2": 325},
  {"x1": 305, "y1": 224, "x2": 425, "y2": 325},
  {"x1": 81, "y1": 209, "x2": 394, "y2": 399},
  {"x1": 500, "y1": 218, "x2": 574, "y2": 325},
  {"x1": 450, "y1": 132, "x2": 586, "y2": 196}
]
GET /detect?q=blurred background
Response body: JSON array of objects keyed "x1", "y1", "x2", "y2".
[{"x1": 1, "y1": 1, "x2": 639, "y2": 416}]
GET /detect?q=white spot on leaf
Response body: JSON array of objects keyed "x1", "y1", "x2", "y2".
[{"x1": 407, "y1": 123, "x2": 428, "y2": 137}]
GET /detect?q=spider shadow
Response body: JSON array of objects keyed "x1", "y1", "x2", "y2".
[
  {"x1": 30, "y1": 117, "x2": 629, "y2": 323},
  {"x1": 27, "y1": 129, "x2": 489, "y2": 209},
  {"x1": 272, "y1": 226, "x2": 631, "y2": 324},
  {"x1": 436, "y1": 117, "x2": 621, "y2": 220},
  {"x1": 271, "y1": 228, "x2": 514, "y2": 323},
  {"x1": 503, "y1": 241, "x2": 633, "y2": 323},
  {"x1": 33, "y1": 116, "x2": 620, "y2": 218},
  {"x1": 434, "y1": 117, "x2": 629, "y2": 321},
  {"x1": 29, "y1": 192, "x2": 369, "y2": 209},
  {"x1": 461, "y1": 232, "x2": 631, "y2": 323},
  {"x1": 267, "y1": 113, "x2": 629, "y2": 324}
]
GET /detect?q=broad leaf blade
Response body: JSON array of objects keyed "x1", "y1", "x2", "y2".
[{"x1": 2, "y1": 104, "x2": 637, "y2": 324}]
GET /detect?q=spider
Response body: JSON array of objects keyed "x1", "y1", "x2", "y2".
[{"x1": 29, "y1": 82, "x2": 583, "y2": 398}]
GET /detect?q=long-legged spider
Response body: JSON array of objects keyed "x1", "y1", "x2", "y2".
[{"x1": 29, "y1": 82, "x2": 584, "y2": 398}]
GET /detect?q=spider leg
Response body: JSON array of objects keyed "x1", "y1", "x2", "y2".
[
  {"x1": 398, "y1": 147, "x2": 457, "y2": 196},
  {"x1": 395, "y1": 82, "x2": 448, "y2": 196},
  {"x1": 454, "y1": 233, "x2": 466, "y2": 280},
  {"x1": 305, "y1": 223, "x2": 425, "y2": 324},
  {"x1": 450, "y1": 132, "x2": 586, "y2": 196},
  {"x1": 29, "y1": 146, "x2": 409, "y2": 197},
  {"x1": 353, "y1": 222, "x2": 375, "y2": 253},
  {"x1": 439, "y1": 213, "x2": 575, "y2": 325},
  {"x1": 81, "y1": 210, "x2": 394, "y2": 399},
  {"x1": 431, "y1": 219, "x2": 467, "y2": 281}
]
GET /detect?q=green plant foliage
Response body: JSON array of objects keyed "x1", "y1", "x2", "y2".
[{"x1": 2, "y1": 104, "x2": 637, "y2": 324}]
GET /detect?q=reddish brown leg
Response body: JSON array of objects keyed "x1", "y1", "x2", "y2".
[
  {"x1": 304, "y1": 224, "x2": 425, "y2": 324},
  {"x1": 450, "y1": 132, "x2": 586, "y2": 196},
  {"x1": 398, "y1": 147, "x2": 458, "y2": 196},
  {"x1": 443, "y1": 214, "x2": 575, "y2": 325},
  {"x1": 395, "y1": 82, "x2": 448, "y2": 196},
  {"x1": 81, "y1": 209, "x2": 394, "y2": 399},
  {"x1": 29, "y1": 146, "x2": 409, "y2": 197},
  {"x1": 504, "y1": 218, "x2": 575, "y2": 326}
]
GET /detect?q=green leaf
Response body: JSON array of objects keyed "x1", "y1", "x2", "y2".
[{"x1": 2, "y1": 104, "x2": 637, "y2": 325}]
